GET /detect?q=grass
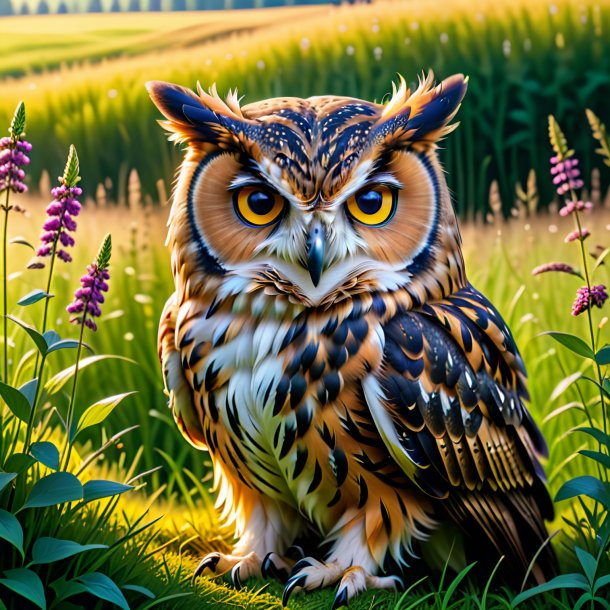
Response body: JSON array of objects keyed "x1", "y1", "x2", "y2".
[
  {"x1": 1, "y1": 0, "x2": 610, "y2": 215},
  {"x1": 3, "y1": 191, "x2": 608, "y2": 607}
]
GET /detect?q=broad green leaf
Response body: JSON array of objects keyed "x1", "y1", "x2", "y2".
[
  {"x1": 82, "y1": 480, "x2": 133, "y2": 502},
  {"x1": 0, "y1": 382, "x2": 31, "y2": 423},
  {"x1": 541, "y1": 331, "x2": 596, "y2": 360},
  {"x1": 575, "y1": 546, "x2": 597, "y2": 585},
  {"x1": 7, "y1": 316, "x2": 48, "y2": 355},
  {"x1": 8, "y1": 236, "x2": 34, "y2": 250},
  {"x1": 122, "y1": 584, "x2": 154, "y2": 599},
  {"x1": 20, "y1": 472, "x2": 83, "y2": 511},
  {"x1": 19, "y1": 378, "x2": 38, "y2": 407},
  {"x1": 18, "y1": 289, "x2": 51, "y2": 307},
  {"x1": 42, "y1": 330, "x2": 61, "y2": 347},
  {"x1": 549, "y1": 371, "x2": 582, "y2": 403},
  {"x1": 30, "y1": 442, "x2": 60, "y2": 471},
  {"x1": 72, "y1": 392, "x2": 136, "y2": 440},
  {"x1": 512, "y1": 573, "x2": 589, "y2": 606},
  {"x1": 45, "y1": 355, "x2": 136, "y2": 395},
  {"x1": 555, "y1": 475, "x2": 610, "y2": 509},
  {"x1": 46, "y1": 340, "x2": 82, "y2": 354},
  {"x1": 29, "y1": 537, "x2": 107, "y2": 565},
  {"x1": 580, "y1": 450, "x2": 610, "y2": 470},
  {"x1": 0, "y1": 568, "x2": 46, "y2": 609},
  {"x1": 594, "y1": 574, "x2": 610, "y2": 594},
  {"x1": 596, "y1": 346, "x2": 610, "y2": 365},
  {"x1": 0, "y1": 473, "x2": 17, "y2": 493},
  {"x1": 75, "y1": 573, "x2": 129, "y2": 610},
  {"x1": 577, "y1": 427, "x2": 610, "y2": 448},
  {"x1": 0, "y1": 509, "x2": 24, "y2": 558},
  {"x1": 3, "y1": 453, "x2": 35, "y2": 473}
]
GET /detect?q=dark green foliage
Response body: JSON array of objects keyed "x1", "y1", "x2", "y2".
[{"x1": 0, "y1": 0, "x2": 13, "y2": 16}]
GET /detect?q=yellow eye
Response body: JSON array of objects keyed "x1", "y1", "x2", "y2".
[
  {"x1": 346, "y1": 185, "x2": 397, "y2": 226},
  {"x1": 233, "y1": 186, "x2": 285, "y2": 227}
]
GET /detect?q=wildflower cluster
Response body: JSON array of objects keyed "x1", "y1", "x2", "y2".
[
  {"x1": 32, "y1": 145, "x2": 81, "y2": 266},
  {"x1": 550, "y1": 156, "x2": 584, "y2": 195},
  {"x1": 572, "y1": 285, "x2": 608, "y2": 316},
  {"x1": 0, "y1": 102, "x2": 31, "y2": 196},
  {"x1": 67, "y1": 234, "x2": 111, "y2": 332}
]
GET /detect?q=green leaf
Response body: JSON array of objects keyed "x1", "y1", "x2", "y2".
[
  {"x1": 82, "y1": 480, "x2": 133, "y2": 502},
  {"x1": 8, "y1": 236, "x2": 35, "y2": 250},
  {"x1": 0, "y1": 472, "x2": 16, "y2": 492},
  {"x1": 594, "y1": 574, "x2": 610, "y2": 594},
  {"x1": 46, "y1": 340, "x2": 82, "y2": 354},
  {"x1": 579, "y1": 450, "x2": 610, "y2": 470},
  {"x1": 29, "y1": 537, "x2": 107, "y2": 566},
  {"x1": 30, "y1": 442, "x2": 60, "y2": 471},
  {"x1": 17, "y1": 289, "x2": 51, "y2": 307},
  {"x1": 3, "y1": 453, "x2": 35, "y2": 473},
  {"x1": 7, "y1": 316, "x2": 48, "y2": 355},
  {"x1": 122, "y1": 584, "x2": 155, "y2": 599},
  {"x1": 596, "y1": 346, "x2": 610, "y2": 365},
  {"x1": 577, "y1": 426, "x2": 610, "y2": 448},
  {"x1": 593, "y1": 248, "x2": 610, "y2": 273},
  {"x1": 9, "y1": 101, "x2": 26, "y2": 138},
  {"x1": 72, "y1": 392, "x2": 136, "y2": 441},
  {"x1": 45, "y1": 355, "x2": 136, "y2": 395},
  {"x1": 20, "y1": 472, "x2": 83, "y2": 511},
  {"x1": 62, "y1": 145, "x2": 80, "y2": 187},
  {"x1": 0, "y1": 509, "x2": 24, "y2": 558},
  {"x1": 140, "y1": 593, "x2": 191, "y2": 609},
  {"x1": 0, "y1": 382, "x2": 31, "y2": 422},
  {"x1": 75, "y1": 573, "x2": 129, "y2": 610},
  {"x1": 42, "y1": 330, "x2": 61, "y2": 347},
  {"x1": 19, "y1": 378, "x2": 38, "y2": 407},
  {"x1": 575, "y1": 546, "x2": 597, "y2": 585},
  {"x1": 555, "y1": 475, "x2": 610, "y2": 509},
  {"x1": 512, "y1": 573, "x2": 589, "y2": 606},
  {"x1": 549, "y1": 371, "x2": 582, "y2": 403},
  {"x1": 541, "y1": 331, "x2": 596, "y2": 360},
  {"x1": 0, "y1": 568, "x2": 46, "y2": 610}
]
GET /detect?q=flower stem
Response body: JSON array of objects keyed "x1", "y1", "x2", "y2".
[
  {"x1": 62, "y1": 319, "x2": 86, "y2": 470},
  {"x1": 23, "y1": 353, "x2": 46, "y2": 452},
  {"x1": 2, "y1": 188, "x2": 10, "y2": 383}
]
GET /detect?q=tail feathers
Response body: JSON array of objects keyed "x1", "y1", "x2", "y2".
[{"x1": 444, "y1": 485, "x2": 558, "y2": 587}]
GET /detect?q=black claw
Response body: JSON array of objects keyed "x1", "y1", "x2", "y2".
[
  {"x1": 290, "y1": 558, "x2": 312, "y2": 576},
  {"x1": 261, "y1": 553, "x2": 289, "y2": 583},
  {"x1": 282, "y1": 573, "x2": 307, "y2": 607},
  {"x1": 286, "y1": 545, "x2": 305, "y2": 561},
  {"x1": 193, "y1": 553, "x2": 220, "y2": 578},
  {"x1": 332, "y1": 586, "x2": 349, "y2": 610},
  {"x1": 391, "y1": 575, "x2": 405, "y2": 591},
  {"x1": 231, "y1": 565, "x2": 242, "y2": 590}
]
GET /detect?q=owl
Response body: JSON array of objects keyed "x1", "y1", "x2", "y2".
[{"x1": 147, "y1": 72, "x2": 557, "y2": 607}]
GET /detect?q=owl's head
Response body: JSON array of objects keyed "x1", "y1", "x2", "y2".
[{"x1": 148, "y1": 72, "x2": 467, "y2": 309}]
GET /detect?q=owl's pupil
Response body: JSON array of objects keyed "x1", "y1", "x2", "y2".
[
  {"x1": 356, "y1": 190, "x2": 383, "y2": 215},
  {"x1": 248, "y1": 191, "x2": 275, "y2": 215}
]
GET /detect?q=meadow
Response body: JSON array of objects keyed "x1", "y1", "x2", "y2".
[{"x1": 1, "y1": 0, "x2": 610, "y2": 608}]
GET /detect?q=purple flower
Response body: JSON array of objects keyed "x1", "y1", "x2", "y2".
[
  {"x1": 532, "y1": 262, "x2": 579, "y2": 276},
  {"x1": 0, "y1": 137, "x2": 31, "y2": 194},
  {"x1": 67, "y1": 262, "x2": 110, "y2": 332},
  {"x1": 550, "y1": 155, "x2": 584, "y2": 196},
  {"x1": 33, "y1": 182, "x2": 82, "y2": 265},
  {"x1": 564, "y1": 229, "x2": 590, "y2": 243},
  {"x1": 559, "y1": 200, "x2": 592, "y2": 217},
  {"x1": 572, "y1": 285, "x2": 608, "y2": 316}
]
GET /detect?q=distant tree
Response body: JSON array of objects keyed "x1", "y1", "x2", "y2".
[
  {"x1": 19, "y1": 1, "x2": 29, "y2": 13},
  {"x1": 109, "y1": 0, "x2": 121, "y2": 11},
  {"x1": 88, "y1": 0, "x2": 102, "y2": 11},
  {"x1": 148, "y1": 0, "x2": 161, "y2": 10},
  {"x1": 127, "y1": 0, "x2": 140, "y2": 11},
  {"x1": 0, "y1": 0, "x2": 14, "y2": 15},
  {"x1": 36, "y1": 0, "x2": 49, "y2": 13},
  {"x1": 170, "y1": 0, "x2": 185, "y2": 10},
  {"x1": 56, "y1": 0, "x2": 68, "y2": 11}
]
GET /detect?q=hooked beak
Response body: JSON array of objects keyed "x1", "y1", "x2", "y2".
[{"x1": 306, "y1": 219, "x2": 325, "y2": 287}]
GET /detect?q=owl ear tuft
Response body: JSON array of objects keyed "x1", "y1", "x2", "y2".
[
  {"x1": 374, "y1": 72, "x2": 468, "y2": 148},
  {"x1": 146, "y1": 80, "x2": 243, "y2": 146}
]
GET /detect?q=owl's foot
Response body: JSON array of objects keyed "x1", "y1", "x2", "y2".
[
  {"x1": 282, "y1": 558, "x2": 402, "y2": 608},
  {"x1": 193, "y1": 551, "x2": 262, "y2": 589},
  {"x1": 261, "y1": 545, "x2": 305, "y2": 583}
]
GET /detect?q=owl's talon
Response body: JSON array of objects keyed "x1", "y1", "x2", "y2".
[
  {"x1": 290, "y1": 557, "x2": 313, "y2": 575},
  {"x1": 331, "y1": 586, "x2": 349, "y2": 610},
  {"x1": 282, "y1": 573, "x2": 307, "y2": 606},
  {"x1": 231, "y1": 564, "x2": 242, "y2": 590},
  {"x1": 261, "y1": 552, "x2": 290, "y2": 582},
  {"x1": 193, "y1": 552, "x2": 221, "y2": 578}
]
